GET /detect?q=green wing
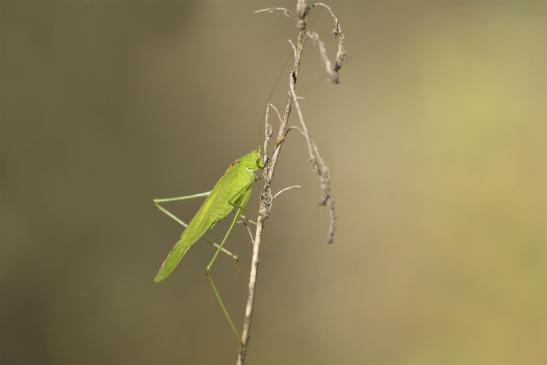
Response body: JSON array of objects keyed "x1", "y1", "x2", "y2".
[{"x1": 153, "y1": 162, "x2": 253, "y2": 283}]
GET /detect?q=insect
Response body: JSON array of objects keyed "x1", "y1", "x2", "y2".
[{"x1": 153, "y1": 149, "x2": 265, "y2": 338}]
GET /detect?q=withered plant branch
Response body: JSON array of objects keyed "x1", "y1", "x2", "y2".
[
  {"x1": 240, "y1": 218, "x2": 255, "y2": 243},
  {"x1": 311, "y1": 2, "x2": 346, "y2": 76},
  {"x1": 236, "y1": 1, "x2": 344, "y2": 363},
  {"x1": 254, "y1": 7, "x2": 293, "y2": 17},
  {"x1": 266, "y1": 103, "x2": 283, "y2": 125},
  {"x1": 307, "y1": 31, "x2": 338, "y2": 83},
  {"x1": 287, "y1": 124, "x2": 306, "y2": 136},
  {"x1": 273, "y1": 185, "x2": 302, "y2": 200},
  {"x1": 288, "y1": 69, "x2": 336, "y2": 244}
]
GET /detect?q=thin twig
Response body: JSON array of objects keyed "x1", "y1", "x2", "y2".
[
  {"x1": 266, "y1": 103, "x2": 283, "y2": 125},
  {"x1": 287, "y1": 125, "x2": 306, "y2": 136},
  {"x1": 254, "y1": 7, "x2": 293, "y2": 17},
  {"x1": 239, "y1": 217, "x2": 256, "y2": 243},
  {"x1": 288, "y1": 70, "x2": 336, "y2": 244},
  {"x1": 236, "y1": 10, "x2": 308, "y2": 365},
  {"x1": 262, "y1": 105, "x2": 274, "y2": 164},
  {"x1": 237, "y1": 1, "x2": 344, "y2": 363},
  {"x1": 311, "y1": 2, "x2": 346, "y2": 74},
  {"x1": 273, "y1": 185, "x2": 302, "y2": 200},
  {"x1": 307, "y1": 31, "x2": 338, "y2": 83}
]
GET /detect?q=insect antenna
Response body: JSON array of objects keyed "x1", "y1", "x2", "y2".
[{"x1": 257, "y1": 56, "x2": 290, "y2": 156}]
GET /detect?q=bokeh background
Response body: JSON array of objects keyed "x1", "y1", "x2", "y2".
[{"x1": 1, "y1": 1, "x2": 545, "y2": 364}]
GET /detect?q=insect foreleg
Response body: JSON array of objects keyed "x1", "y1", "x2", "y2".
[
  {"x1": 238, "y1": 214, "x2": 257, "y2": 226},
  {"x1": 227, "y1": 182, "x2": 259, "y2": 216},
  {"x1": 230, "y1": 203, "x2": 260, "y2": 216},
  {"x1": 205, "y1": 187, "x2": 252, "y2": 274},
  {"x1": 238, "y1": 214, "x2": 256, "y2": 243},
  {"x1": 204, "y1": 207, "x2": 242, "y2": 341},
  {"x1": 203, "y1": 187, "x2": 253, "y2": 341}
]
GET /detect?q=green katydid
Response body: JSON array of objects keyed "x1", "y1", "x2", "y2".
[{"x1": 153, "y1": 149, "x2": 265, "y2": 338}]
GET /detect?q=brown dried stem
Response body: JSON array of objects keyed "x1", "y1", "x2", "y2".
[{"x1": 236, "y1": 1, "x2": 344, "y2": 363}]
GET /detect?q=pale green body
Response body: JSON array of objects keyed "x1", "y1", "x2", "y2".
[{"x1": 154, "y1": 149, "x2": 264, "y2": 283}]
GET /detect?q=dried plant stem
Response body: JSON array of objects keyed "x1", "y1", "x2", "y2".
[
  {"x1": 236, "y1": 1, "x2": 344, "y2": 363},
  {"x1": 236, "y1": 26, "x2": 307, "y2": 365}
]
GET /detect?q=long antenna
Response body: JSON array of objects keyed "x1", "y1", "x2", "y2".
[
  {"x1": 256, "y1": 7, "x2": 327, "y2": 152},
  {"x1": 257, "y1": 55, "x2": 290, "y2": 151}
]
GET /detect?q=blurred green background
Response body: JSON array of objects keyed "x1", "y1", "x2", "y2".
[{"x1": 1, "y1": 1, "x2": 545, "y2": 364}]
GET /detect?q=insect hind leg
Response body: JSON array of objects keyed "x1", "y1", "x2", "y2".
[
  {"x1": 153, "y1": 193, "x2": 240, "y2": 265},
  {"x1": 203, "y1": 189, "x2": 252, "y2": 341},
  {"x1": 206, "y1": 274, "x2": 241, "y2": 341}
]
